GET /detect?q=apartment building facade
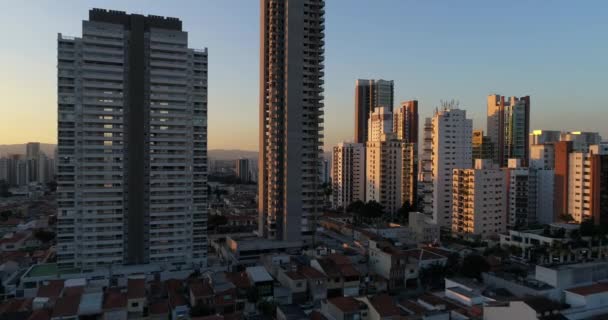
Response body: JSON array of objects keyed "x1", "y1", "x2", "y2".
[
  {"x1": 258, "y1": 0, "x2": 325, "y2": 243},
  {"x1": 57, "y1": 9, "x2": 208, "y2": 269}
]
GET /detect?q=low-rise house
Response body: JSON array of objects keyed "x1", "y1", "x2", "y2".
[
  {"x1": 403, "y1": 248, "x2": 449, "y2": 270},
  {"x1": 36, "y1": 280, "x2": 64, "y2": 306},
  {"x1": 562, "y1": 283, "x2": 608, "y2": 319},
  {"x1": 148, "y1": 300, "x2": 170, "y2": 320},
  {"x1": 246, "y1": 266, "x2": 274, "y2": 300},
  {"x1": 499, "y1": 228, "x2": 602, "y2": 264},
  {"x1": 0, "y1": 232, "x2": 30, "y2": 251},
  {"x1": 368, "y1": 239, "x2": 418, "y2": 291},
  {"x1": 188, "y1": 279, "x2": 213, "y2": 308},
  {"x1": 322, "y1": 296, "x2": 369, "y2": 320},
  {"x1": 277, "y1": 304, "x2": 308, "y2": 320},
  {"x1": 277, "y1": 267, "x2": 308, "y2": 304},
  {"x1": 102, "y1": 290, "x2": 127, "y2": 320},
  {"x1": 483, "y1": 296, "x2": 567, "y2": 320},
  {"x1": 300, "y1": 265, "x2": 328, "y2": 302},
  {"x1": 166, "y1": 279, "x2": 189, "y2": 320},
  {"x1": 77, "y1": 291, "x2": 103, "y2": 318},
  {"x1": 225, "y1": 271, "x2": 253, "y2": 313},
  {"x1": 127, "y1": 278, "x2": 146, "y2": 316},
  {"x1": 360, "y1": 294, "x2": 401, "y2": 320},
  {"x1": 51, "y1": 294, "x2": 81, "y2": 320},
  {"x1": 0, "y1": 298, "x2": 33, "y2": 320},
  {"x1": 535, "y1": 261, "x2": 608, "y2": 290},
  {"x1": 206, "y1": 272, "x2": 238, "y2": 314},
  {"x1": 312, "y1": 254, "x2": 360, "y2": 297}
]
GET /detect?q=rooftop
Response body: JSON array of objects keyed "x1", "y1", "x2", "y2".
[
  {"x1": 37, "y1": 280, "x2": 64, "y2": 299},
  {"x1": 566, "y1": 283, "x2": 608, "y2": 296},
  {"x1": 103, "y1": 290, "x2": 127, "y2": 310},
  {"x1": 329, "y1": 296, "x2": 367, "y2": 313},
  {"x1": 246, "y1": 266, "x2": 273, "y2": 283},
  {"x1": 52, "y1": 294, "x2": 81, "y2": 318},
  {"x1": 78, "y1": 291, "x2": 103, "y2": 315},
  {"x1": 24, "y1": 263, "x2": 79, "y2": 278},
  {"x1": 369, "y1": 294, "x2": 400, "y2": 317},
  {"x1": 127, "y1": 278, "x2": 146, "y2": 299},
  {"x1": 522, "y1": 296, "x2": 567, "y2": 313},
  {"x1": 277, "y1": 304, "x2": 308, "y2": 319}
]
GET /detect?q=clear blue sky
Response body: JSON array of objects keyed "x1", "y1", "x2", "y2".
[{"x1": 1, "y1": 1, "x2": 607, "y2": 150}]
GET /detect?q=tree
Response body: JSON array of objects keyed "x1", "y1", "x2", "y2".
[
  {"x1": 396, "y1": 201, "x2": 412, "y2": 224},
  {"x1": 346, "y1": 200, "x2": 365, "y2": 214},
  {"x1": 46, "y1": 180, "x2": 58, "y2": 192},
  {"x1": 363, "y1": 201, "x2": 384, "y2": 222},
  {"x1": 190, "y1": 304, "x2": 214, "y2": 317},
  {"x1": 460, "y1": 254, "x2": 490, "y2": 280},
  {"x1": 559, "y1": 214, "x2": 575, "y2": 223},
  {"x1": 34, "y1": 229, "x2": 56, "y2": 243},
  {"x1": 0, "y1": 210, "x2": 11, "y2": 221},
  {"x1": 208, "y1": 215, "x2": 228, "y2": 231},
  {"x1": 0, "y1": 180, "x2": 11, "y2": 197},
  {"x1": 580, "y1": 219, "x2": 595, "y2": 237},
  {"x1": 553, "y1": 228, "x2": 566, "y2": 238}
]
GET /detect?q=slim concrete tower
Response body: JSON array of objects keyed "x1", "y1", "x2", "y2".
[
  {"x1": 235, "y1": 158, "x2": 250, "y2": 182},
  {"x1": 57, "y1": 9, "x2": 208, "y2": 269},
  {"x1": 487, "y1": 95, "x2": 530, "y2": 167},
  {"x1": 354, "y1": 79, "x2": 394, "y2": 143},
  {"x1": 26, "y1": 142, "x2": 41, "y2": 160},
  {"x1": 368, "y1": 107, "x2": 393, "y2": 143},
  {"x1": 394, "y1": 100, "x2": 419, "y2": 145},
  {"x1": 259, "y1": 0, "x2": 325, "y2": 243},
  {"x1": 431, "y1": 107, "x2": 473, "y2": 227},
  {"x1": 366, "y1": 134, "x2": 417, "y2": 215},
  {"x1": 331, "y1": 142, "x2": 365, "y2": 210}
]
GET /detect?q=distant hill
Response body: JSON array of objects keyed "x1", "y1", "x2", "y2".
[
  {"x1": 0, "y1": 145, "x2": 330, "y2": 161},
  {"x1": 208, "y1": 149, "x2": 258, "y2": 161},
  {"x1": 0, "y1": 143, "x2": 56, "y2": 157},
  {"x1": 209, "y1": 149, "x2": 331, "y2": 161}
]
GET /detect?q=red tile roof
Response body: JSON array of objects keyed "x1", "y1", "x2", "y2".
[
  {"x1": 103, "y1": 290, "x2": 127, "y2": 310},
  {"x1": 62, "y1": 286, "x2": 84, "y2": 297},
  {"x1": 37, "y1": 280, "x2": 64, "y2": 299},
  {"x1": 329, "y1": 296, "x2": 366, "y2": 313},
  {"x1": 405, "y1": 249, "x2": 447, "y2": 261},
  {"x1": 0, "y1": 218, "x2": 22, "y2": 226},
  {"x1": 52, "y1": 294, "x2": 81, "y2": 318},
  {"x1": 339, "y1": 264, "x2": 360, "y2": 278},
  {"x1": 149, "y1": 300, "x2": 169, "y2": 315},
  {"x1": 193, "y1": 316, "x2": 223, "y2": 320},
  {"x1": 285, "y1": 271, "x2": 307, "y2": 281},
  {"x1": 165, "y1": 279, "x2": 182, "y2": 295},
  {"x1": 189, "y1": 280, "x2": 213, "y2": 298},
  {"x1": 399, "y1": 300, "x2": 426, "y2": 315},
  {"x1": 27, "y1": 309, "x2": 50, "y2": 320},
  {"x1": 309, "y1": 310, "x2": 328, "y2": 320},
  {"x1": 128, "y1": 278, "x2": 146, "y2": 300},
  {"x1": 300, "y1": 266, "x2": 326, "y2": 279},
  {"x1": 0, "y1": 298, "x2": 32, "y2": 314},
  {"x1": 214, "y1": 288, "x2": 236, "y2": 306},
  {"x1": 370, "y1": 294, "x2": 400, "y2": 317},
  {"x1": 225, "y1": 272, "x2": 251, "y2": 289},
  {"x1": 567, "y1": 283, "x2": 608, "y2": 296},
  {"x1": 327, "y1": 253, "x2": 351, "y2": 265},
  {"x1": 0, "y1": 232, "x2": 29, "y2": 245}
]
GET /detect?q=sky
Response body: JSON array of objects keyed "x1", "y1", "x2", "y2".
[{"x1": 1, "y1": 0, "x2": 607, "y2": 151}]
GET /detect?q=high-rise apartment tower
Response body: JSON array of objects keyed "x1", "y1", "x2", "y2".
[
  {"x1": 258, "y1": 0, "x2": 325, "y2": 243},
  {"x1": 354, "y1": 79, "x2": 394, "y2": 143},
  {"x1": 57, "y1": 9, "x2": 208, "y2": 269}
]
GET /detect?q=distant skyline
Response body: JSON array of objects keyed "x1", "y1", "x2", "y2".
[{"x1": 1, "y1": 0, "x2": 607, "y2": 150}]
